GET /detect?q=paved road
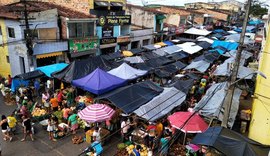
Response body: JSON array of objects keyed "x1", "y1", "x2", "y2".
[{"x1": 0, "y1": 94, "x2": 120, "y2": 156}]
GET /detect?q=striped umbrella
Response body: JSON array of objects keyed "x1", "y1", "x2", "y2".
[{"x1": 78, "y1": 104, "x2": 115, "y2": 122}]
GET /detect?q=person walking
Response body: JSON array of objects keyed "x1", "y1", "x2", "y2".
[
  {"x1": 7, "y1": 113, "x2": 17, "y2": 134},
  {"x1": 34, "y1": 79, "x2": 40, "y2": 97},
  {"x1": 0, "y1": 115, "x2": 12, "y2": 142},
  {"x1": 21, "y1": 116, "x2": 34, "y2": 141}
]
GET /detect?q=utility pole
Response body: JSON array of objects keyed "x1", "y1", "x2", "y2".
[
  {"x1": 22, "y1": 0, "x2": 34, "y2": 66},
  {"x1": 221, "y1": 0, "x2": 252, "y2": 128}
]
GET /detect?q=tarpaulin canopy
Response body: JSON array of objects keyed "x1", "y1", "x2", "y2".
[
  {"x1": 153, "y1": 49, "x2": 167, "y2": 56},
  {"x1": 134, "y1": 63, "x2": 154, "y2": 71},
  {"x1": 194, "y1": 82, "x2": 241, "y2": 127},
  {"x1": 235, "y1": 26, "x2": 256, "y2": 33},
  {"x1": 96, "y1": 80, "x2": 163, "y2": 114},
  {"x1": 153, "y1": 45, "x2": 182, "y2": 56},
  {"x1": 122, "y1": 51, "x2": 133, "y2": 57},
  {"x1": 192, "y1": 126, "x2": 270, "y2": 156},
  {"x1": 177, "y1": 42, "x2": 203, "y2": 55},
  {"x1": 108, "y1": 62, "x2": 147, "y2": 80},
  {"x1": 168, "y1": 112, "x2": 208, "y2": 133},
  {"x1": 173, "y1": 79, "x2": 194, "y2": 94},
  {"x1": 143, "y1": 44, "x2": 160, "y2": 50},
  {"x1": 225, "y1": 34, "x2": 255, "y2": 44},
  {"x1": 72, "y1": 68, "x2": 126, "y2": 95},
  {"x1": 101, "y1": 52, "x2": 122, "y2": 60},
  {"x1": 146, "y1": 56, "x2": 174, "y2": 68},
  {"x1": 223, "y1": 50, "x2": 253, "y2": 60},
  {"x1": 196, "y1": 41, "x2": 212, "y2": 49},
  {"x1": 155, "y1": 42, "x2": 167, "y2": 47},
  {"x1": 130, "y1": 48, "x2": 144, "y2": 54},
  {"x1": 184, "y1": 60, "x2": 210, "y2": 73},
  {"x1": 185, "y1": 73, "x2": 200, "y2": 80},
  {"x1": 196, "y1": 36, "x2": 214, "y2": 44},
  {"x1": 173, "y1": 37, "x2": 197, "y2": 43},
  {"x1": 124, "y1": 56, "x2": 144, "y2": 64},
  {"x1": 141, "y1": 52, "x2": 160, "y2": 60},
  {"x1": 161, "y1": 64, "x2": 180, "y2": 74},
  {"x1": 227, "y1": 30, "x2": 238, "y2": 34},
  {"x1": 184, "y1": 28, "x2": 212, "y2": 36},
  {"x1": 36, "y1": 63, "x2": 68, "y2": 77},
  {"x1": 211, "y1": 40, "x2": 239, "y2": 51},
  {"x1": 163, "y1": 41, "x2": 174, "y2": 46},
  {"x1": 154, "y1": 69, "x2": 171, "y2": 78},
  {"x1": 166, "y1": 51, "x2": 189, "y2": 60},
  {"x1": 213, "y1": 57, "x2": 254, "y2": 79},
  {"x1": 171, "y1": 61, "x2": 187, "y2": 69},
  {"x1": 52, "y1": 56, "x2": 115, "y2": 83},
  {"x1": 211, "y1": 33, "x2": 225, "y2": 40},
  {"x1": 11, "y1": 79, "x2": 29, "y2": 92},
  {"x1": 134, "y1": 87, "x2": 186, "y2": 121},
  {"x1": 194, "y1": 51, "x2": 220, "y2": 63},
  {"x1": 14, "y1": 70, "x2": 45, "y2": 80}
]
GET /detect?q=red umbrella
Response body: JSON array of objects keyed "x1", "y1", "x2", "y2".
[{"x1": 168, "y1": 111, "x2": 208, "y2": 133}]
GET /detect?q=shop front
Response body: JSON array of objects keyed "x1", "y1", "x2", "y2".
[
  {"x1": 69, "y1": 37, "x2": 99, "y2": 59},
  {"x1": 117, "y1": 36, "x2": 131, "y2": 51}
]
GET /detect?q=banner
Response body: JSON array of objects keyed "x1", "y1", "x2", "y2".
[{"x1": 69, "y1": 37, "x2": 98, "y2": 53}]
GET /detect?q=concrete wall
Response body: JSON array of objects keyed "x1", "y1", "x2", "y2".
[
  {"x1": 0, "y1": 19, "x2": 11, "y2": 77},
  {"x1": 131, "y1": 28, "x2": 153, "y2": 48},
  {"x1": 126, "y1": 6, "x2": 155, "y2": 30}
]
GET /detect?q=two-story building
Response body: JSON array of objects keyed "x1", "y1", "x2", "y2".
[
  {"x1": 0, "y1": 1, "x2": 97, "y2": 76},
  {"x1": 126, "y1": 4, "x2": 166, "y2": 44},
  {"x1": 89, "y1": 0, "x2": 131, "y2": 54}
]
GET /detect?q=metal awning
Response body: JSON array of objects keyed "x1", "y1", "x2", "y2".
[
  {"x1": 70, "y1": 49, "x2": 97, "y2": 58},
  {"x1": 36, "y1": 52, "x2": 63, "y2": 59},
  {"x1": 95, "y1": 1, "x2": 110, "y2": 6},
  {"x1": 110, "y1": 2, "x2": 123, "y2": 6}
]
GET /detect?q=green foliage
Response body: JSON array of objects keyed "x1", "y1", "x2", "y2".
[{"x1": 249, "y1": 3, "x2": 268, "y2": 17}]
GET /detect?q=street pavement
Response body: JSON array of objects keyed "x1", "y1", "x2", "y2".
[{"x1": 0, "y1": 94, "x2": 120, "y2": 156}]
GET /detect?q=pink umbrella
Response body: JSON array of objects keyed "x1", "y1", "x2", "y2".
[
  {"x1": 78, "y1": 104, "x2": 115, "y2": 122},
  {"x1": 168, "y1": 111, "x2": 208, "y2": 133}
]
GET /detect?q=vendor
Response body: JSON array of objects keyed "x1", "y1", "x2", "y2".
[
  {"x1": 50, "y1": 94, "x2": 59, "y2": 112},
  {"x1": 92, "y1": 126, "x2": 101, "y2": 142},
  {"x1": 68, "y1": 111, "x2": 78, "y2": 134}
]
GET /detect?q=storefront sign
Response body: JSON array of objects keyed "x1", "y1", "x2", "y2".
[
  {"x1": 117, "y1": 36, "x2": 130, "y2": 43},
  {"x1": 69, "y1": 37, "x2": 99, "y2": 53},
  {"x1": 100, "y1": 37, "x2": 117, "y2": 45},
  {"x1": 98, "y1": 15, "x2": 131, "y2": 26},
  {"x1": 102, "y1": 26, "x2": 114, "y2": 38}
]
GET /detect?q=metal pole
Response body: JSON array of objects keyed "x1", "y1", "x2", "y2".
[{"x1": 221, "y1": 0, "x2": 252, "y2": 128}]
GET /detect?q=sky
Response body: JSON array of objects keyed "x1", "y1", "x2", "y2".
[{"x1": 127, "y1": 0, "x2": 270, "y2": 8}]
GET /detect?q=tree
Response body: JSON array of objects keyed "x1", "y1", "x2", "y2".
[{"x1": 249, "y1": 0, "x2": 268, "y2": 18}]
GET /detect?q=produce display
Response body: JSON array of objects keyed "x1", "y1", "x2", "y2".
[
  {"x1": 75, "y1": 96, "x2": 93, "y2": 104},
  {"x1": 126, "y1": 144, "x2": 148, "y2": 156},
  {"x1": 115, "y1": 149, "x2": 129, "y2": 156},
  {"x1": 169, "y1": 143, "x2": 186, "y2": 156},
  {"x1": 72, "y1": 135, "x2": 84, "y2": 144},
  {"x1": 32, "y1": 108, "x2": 47, "y2": 117}
]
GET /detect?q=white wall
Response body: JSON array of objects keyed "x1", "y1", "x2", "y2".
[{"x1": 126, "y1": 6, "x2": 155, "y2": 29}]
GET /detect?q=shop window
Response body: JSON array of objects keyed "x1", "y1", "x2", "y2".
[
  {"x1": 68, "y1": 22, "x2": 94, "y2": 38},
  {"x1": 120, "y1": 25, "x2": 130, "y2": 36},
  {"x1": 143, "y1": 39, "x2": 149, "y2": 46},
  {"x1": 8, "y1": 27, "x2": 15, "y2": 38},
  {"x1": 6, "y1": 56, "x2": 9, "y2": 63},
  {"x1": 131, "y1": 41, "x2": 139, "y2": 49}
]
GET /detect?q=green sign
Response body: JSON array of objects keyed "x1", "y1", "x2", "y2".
[{"x1": 69, "y1": 37, "x2": 98, "y2": 53}]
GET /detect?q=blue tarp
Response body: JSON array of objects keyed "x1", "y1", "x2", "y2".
[
  {"x1": 11, "y1": 79, "x2": 29, "y2": 92},
  {"x1": 211, "y1": 40, "x2": 239, "y2": 51},
  {"x1": 248, "y1": 20, "x2": 263, "y2": 25},
  {"x1": 72, "y1": 68, "x2": 127, "y2": 95},
  {"x1": 234, "y1": 26, "x2": 256, "y2": 33},
  {"x1": 36, "y1": 63, "x2": 68, "y2": 77},
  {"x1": 163, "y1": 41, "x2": 174, "y2": 46}
]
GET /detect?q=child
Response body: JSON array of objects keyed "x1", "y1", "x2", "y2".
[{"x1": 47, "y1": 116, "x2": 57, "y2": 141}]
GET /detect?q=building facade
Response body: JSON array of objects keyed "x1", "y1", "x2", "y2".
[
  {"x1": 89, "y1": 0, "x2": 131, "y2": 54},
  {"x1": 0, "y1": 19, "x2": 12, "y2": 77}
]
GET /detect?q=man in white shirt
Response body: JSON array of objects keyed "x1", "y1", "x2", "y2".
[
  {"x1": 121, "y1": 117, "x2": 130, "y2": 142},
  {"x1": 92, "y1": 127, "x2": 101, "y2": 142}
]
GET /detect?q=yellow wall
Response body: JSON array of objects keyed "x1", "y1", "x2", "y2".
[
  {"x1": 248, "y1": 24, "x2": 270, "y2": 145},
  {"x1": 89, "y1": 0, "x2": 126, "y2": 10},
  {"x1": 0, "y1": 19, "x2": 11, "y2": 77}
]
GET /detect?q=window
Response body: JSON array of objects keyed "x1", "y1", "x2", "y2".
[
  {"x1": 68, "y1": 22, "x2": 94, "y2": 38},
  {"x1": 6, "y1": 56, "x2": 9, "y2": 63},
  {"x1": 8, "y1": 27, "x2": 15, "y2": 38},
  {"x1": 180, "y1": 16, "x2": 186, "y2": 25},
  {"x1": 120, "y1": 25, "x2": 130, "y2": 36},
  {"x1": 143, "y1": 39, "x2": 149, "y2": 46}
]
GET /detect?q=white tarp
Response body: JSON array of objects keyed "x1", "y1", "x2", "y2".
[
  {"x1": 225, "y1": 34, "x2": 255, "y2": 44},
  {"x1": 196, "y1": 36, "x2": 214, "y2": 44},
  {"x1": 227, "y1": 30, "x2": 238, "y2": 34},
  {"x1": 213, "y1": 57, "x2": 254, "y2": 79},
  {"x1": 134, "y1": 87, "x2": 186, "y2": 121},
  {"x1": 108, "y1": 62, "x2": 147, "y2": 80},
  {"x1": 124, "y1": 56, "x2": 144, "y2": 64},
  {"x1": 184, "y1": 28, "x2": 212, "y2": 36},
  {"x1": 194, "y1": 82, "x2": 242, "y2": 128},
  {"x1": 153, "y1": 45, "x2": 182, "y2": 56},
  {"x1": 184, "y1": 60, "x2": 210, "y2": 73},
  {"x1": 176, "y1": 42, "x2": 203, "y2": 54}
]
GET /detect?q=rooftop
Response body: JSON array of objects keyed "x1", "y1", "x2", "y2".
[
  {"x1": 0, "y1": 1, "x2": 95, "y2": 19},
  {"x1": 126, "y1": 4, "x2": 166, "y2": 14}
]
